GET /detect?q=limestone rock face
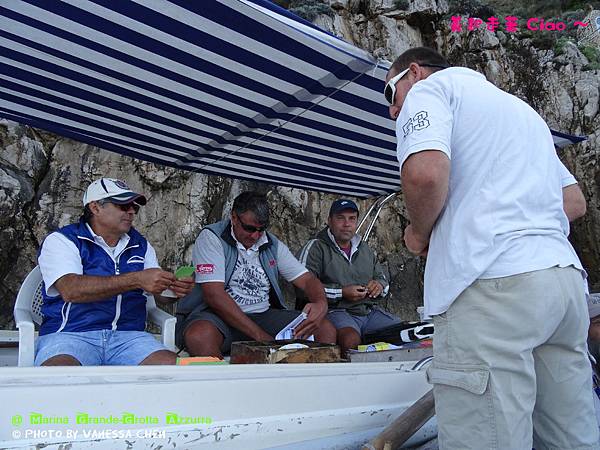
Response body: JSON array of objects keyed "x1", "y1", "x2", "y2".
[{"x1": 1, "y1": 0, "x2": 599, "y2": 329}]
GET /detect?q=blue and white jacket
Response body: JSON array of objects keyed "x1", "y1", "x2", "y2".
[{"x1": 39, "y1": 219, "x2": 149, "y2": 335}]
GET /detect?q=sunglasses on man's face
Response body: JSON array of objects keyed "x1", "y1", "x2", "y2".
[
  {"x1": 109, "y1": 202, "x2": 140, "y2": 214},
  {"x1": 384, "y1": 63, "x2": 450, "y2": 105},
  {"x1": 236, "y1": 214, "x2": 268, "y2": 233},
  {"x1": 384, "y1": 67, "x2": 409, "y2": 105}
]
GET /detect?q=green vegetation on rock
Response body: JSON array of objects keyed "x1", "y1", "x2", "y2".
[{"x1": 288, "y1": 0, "x2": 334, "y2": 21}]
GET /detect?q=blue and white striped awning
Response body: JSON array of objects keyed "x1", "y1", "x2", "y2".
[{"x1": 0, "y1": 0, "x2": 586, "y2": 197}]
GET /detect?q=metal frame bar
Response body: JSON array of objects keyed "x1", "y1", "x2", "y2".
[{"x1": 356, "y1": 192, "x2": 398, "y2": 242}]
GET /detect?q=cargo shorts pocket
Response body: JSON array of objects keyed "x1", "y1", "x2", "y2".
[
  {"x1": 426, "y1": 363, "x2": 497, "y2": 449},
  {"x1": 426, "y1": 363, "x2": 489, "y2": 394}
]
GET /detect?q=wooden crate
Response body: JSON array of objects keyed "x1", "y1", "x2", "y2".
[{"x1": 230, "y1": 340, "x2": 341, "y2": 364}]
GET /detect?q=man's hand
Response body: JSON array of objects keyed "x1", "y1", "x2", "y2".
[
  {"x1": 169, "y1": 276, "x2": 195, "y2": 298},
  {"x1": 404, "y1": 224, "x2": 429, "y2": 256},
  {"x1": 342, "y1": 285, "x2": 368, "y2": 302},
  {"x1": 365, "y1": 280, "x2": 383, "y2": 298},
  {"x1": 253, "y1": 329, "x2": 274, "y2": 342},
  {"x1": 136, "y1": 268, "x2": 176, "y2": 295},
  {"x1": 294, "y1": 302, "x2": 327, "y2": 339}
]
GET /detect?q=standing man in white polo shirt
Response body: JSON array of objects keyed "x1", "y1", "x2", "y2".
[
  {"x1": 385, "y1": 47, "x2": 598, "y2": 449},
  {"x1": 36, "y1": 178, "x2": 194, "y2": 366}
]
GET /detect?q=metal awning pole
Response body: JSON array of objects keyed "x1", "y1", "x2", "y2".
[{"x1": 357, "y1": 192, "x2": 398, "y2": 242}]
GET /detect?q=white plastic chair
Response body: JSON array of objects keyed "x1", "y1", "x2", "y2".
[{"x1": 13, "y1": 266, "x2": 177, "y2": 366}]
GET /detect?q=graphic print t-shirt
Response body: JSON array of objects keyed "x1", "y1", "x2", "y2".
[
  {"x1": 226, "y1": 250, "x2": 271, "y2": 313},
  {"x1": 192, "y1": 227, "x2": 307, "y2": 313}
]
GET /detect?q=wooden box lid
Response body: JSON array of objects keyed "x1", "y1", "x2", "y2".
[{"x1": 230, "y1": 340, "x2": 341, "y2": 364}]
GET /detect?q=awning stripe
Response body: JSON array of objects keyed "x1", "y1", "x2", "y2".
[
  {"x1": 0, "y1": 0, "x2": 587, "y2": 198},
  {"x1": 1, "y1": 27, "x2": 394, "y2": 150},
  {"x1": 1, "y1": 109, "x2": 385, "y2": 197},
  {"x1": 1, "y1": 47, "x2": 398, "y2": 161},
  {"x1": 0, "y1": 97, "x2": 398, "y2": 184}
]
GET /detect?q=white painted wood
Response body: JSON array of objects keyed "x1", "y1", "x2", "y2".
[{"x1": 0, "y1": 362, "x2": 432, "y2": 449}]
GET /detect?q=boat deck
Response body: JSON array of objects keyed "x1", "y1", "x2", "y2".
[{"x1": 0, "y1": 328, "x2": 436, "y2": 449}]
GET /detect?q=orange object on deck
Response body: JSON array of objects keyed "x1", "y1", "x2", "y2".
[{"x1": 176, "y1": 356, "x2": 226, "y2": 365}]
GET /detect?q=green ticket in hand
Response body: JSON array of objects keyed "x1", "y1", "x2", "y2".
[{"x1": 175, "y1": 265, "x2": 195, "y2": 279}]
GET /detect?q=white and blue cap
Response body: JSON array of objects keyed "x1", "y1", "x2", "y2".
[
  {"x1": 329, "y1": 199, "x2": 359, "y2": 216},
  {"x1": 83, "y1": 178, "x2": 147, "y2": 206}
]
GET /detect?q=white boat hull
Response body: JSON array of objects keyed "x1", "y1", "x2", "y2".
[{"x1": 0, "y1": 361, "x2": 433, "y2": 449}]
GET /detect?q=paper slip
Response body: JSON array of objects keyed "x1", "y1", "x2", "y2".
[{"x1": 275, "y1": 312, "x2": 314, "y2": 341}]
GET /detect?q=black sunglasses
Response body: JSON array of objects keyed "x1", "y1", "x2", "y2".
[
  {"x1": 100, "y1": 200, "x2": 140, "y2": 214},
  {"x1": 236, "y1": 214, "x2": 268, "y2": 233},
  {"x1": 117, "y1": 202, "x2": 140, "y2": 214}
]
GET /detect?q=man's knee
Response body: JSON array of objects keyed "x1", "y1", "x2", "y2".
[
  {"x1": 337, "y1": 327, "x2": 361, "y2": 348},
  {"x1": 40, "y1": 354, "x2": 82, "y2": 366},
  {"x1": 315, "y1": 318, "x2": 337, "y2": 343},
  {"x1": 139, "y1": 350, "x2": 177, "y2": 365},
  {"x1": 184, "y1": 320, "x2": 224, "y2": 356}
]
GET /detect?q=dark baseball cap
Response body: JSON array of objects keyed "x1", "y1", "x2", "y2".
[{"x1": 329, "y1": 199, "x2": 359, "y2": 216}]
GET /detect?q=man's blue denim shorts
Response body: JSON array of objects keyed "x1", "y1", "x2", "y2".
[{"x1": 34, "y1": 329, "x2": 167, "y2": 366}]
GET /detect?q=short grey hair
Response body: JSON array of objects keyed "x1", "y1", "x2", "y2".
[
  {"x1": 80, "y1": 199, "x2": 109, "y2": 223},
  {"x1": 232, "y1": 191, "x2": 270, "y2": 225}
]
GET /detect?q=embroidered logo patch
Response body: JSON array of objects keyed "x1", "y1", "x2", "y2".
[
  {"x1": 127, "y1": 256, "x2": 145, "y2": 264},
  {"x1": 196, "y1": 264, "x2": 215, "y2": 274},
  {"x1": 268, "y1": 259, "x2": 276, "y2": 267},
  {"x1": 114, "y1": 179, "x2": 130, "y2": 190}
]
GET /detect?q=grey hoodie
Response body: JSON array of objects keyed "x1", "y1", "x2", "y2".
[{"x1": 296, "y1": 227, "x2": 388, "y2": 316}]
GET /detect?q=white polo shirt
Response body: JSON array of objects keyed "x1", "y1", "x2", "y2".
[{"x1": 396, "y1": 67, "x2": 584, "y2": 317}]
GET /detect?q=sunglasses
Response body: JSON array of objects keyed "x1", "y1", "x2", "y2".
[
  {"x1": 99, "y1": 200, "x2": 140, "y2": 214},
  {"x1": 116, "y1": 202, "x2": 140, "y2": 213},
  {"x1": 384, "y1": 63, "x2": 449, "y2": 105},
  {"x1": 236, "y1": 214, "x2": 268, "y2": 233}
]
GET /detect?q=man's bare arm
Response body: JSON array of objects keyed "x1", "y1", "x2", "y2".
[
  {"x1": 401, "y1": 150, "x2": 450, "y2": 250},
  {"x1": 201, "y1": 282, "x2": 272, "y2": 341},
  {"x1": 563, "y1": 184, "x2": 586, "y2": 222},
  {"x1": 292, "y1": 272, "x2": 328, "y2": 338},
  {"x1": 55, "y1": 268, "x2": 175, "y2": 303}
]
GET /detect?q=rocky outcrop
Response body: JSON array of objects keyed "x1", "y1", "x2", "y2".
[{"x1": 1, "y1": 0, "x2": 599, "y2": 329}]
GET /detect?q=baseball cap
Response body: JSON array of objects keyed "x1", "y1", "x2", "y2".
[
  {"x1": 329, "y1": 199, "x2": 359, "y2": 216},
  {"x1": 82, "y1": 178, "x2": 147, "y2": 206}
]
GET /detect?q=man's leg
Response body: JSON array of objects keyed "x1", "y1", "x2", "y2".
[
  {"x1": 428, "y1": 270, "x2": 558, "y2": 450},
  {"x1": 35, "y1": 331, "x2": 103, "y2": 366},
  {"x1": 532, "y1": 267, "x2": 599, "y2": 450},
  {"x1": 337, "y1": 327, "x2": 361, "y2": 357},
  {"x1": 177, "y1": 308, "x2": 233, "y2": 358},
  {"x1": 106, "y1": 331, "x2": 177, "y2": 365},
  {"x1": 41, "y1": 354, "x2": 81, "y2": 366},
  {"x1": 326, "y1": 310, "x2": 363, "y2": 357},
  {"x1": 314, "y1": 318, "x2": 337, "y2": 344},
  {"x1": 184, "y1": 320, "x2": 225, "y2": 358},
  {"x1": 362, "y1": 307, "x2": 402, "y2": 335},
  {"x1": 139, "y1": 350, "x2": 177, "y2": 365}
]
